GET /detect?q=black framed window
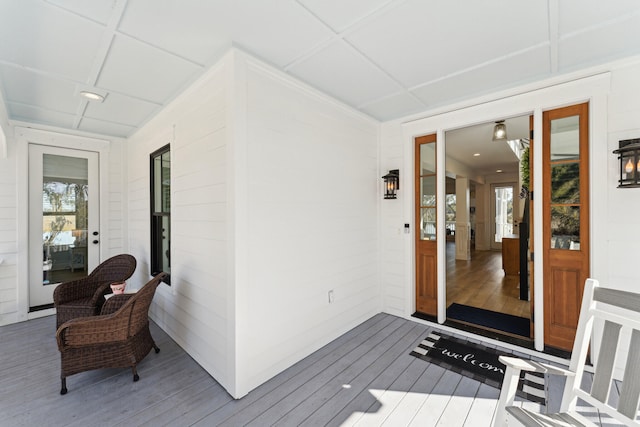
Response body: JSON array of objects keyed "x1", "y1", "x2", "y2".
[{"x1": 150, "y1": 144, "x2": 171, "y2": 284}]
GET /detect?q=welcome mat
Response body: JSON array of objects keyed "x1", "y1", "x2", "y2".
[
  {"x1": 447, "y1": 303, "x2": 530, "y2": 338},
  {"x1": 410, "y1": 332, "x2": 546, "y2": 405}
]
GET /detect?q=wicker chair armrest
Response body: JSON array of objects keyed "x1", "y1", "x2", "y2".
[
  {"x1": 56, "y1": 311, "x2": 131, "y2": 350},
  {"x1": 100, "y1": 294, "x2": 135, "y2": 315},
  {"x1": 89, "y1": 282, "x2": 114, "y2": 305},
  {"x1": 53, "y1": 277, "x2": 96, "y2": 305}
]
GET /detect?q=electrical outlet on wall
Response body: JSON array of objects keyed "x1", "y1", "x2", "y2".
[{"x1": 328, "y1": 290, "x2": 335, "y2": 303}]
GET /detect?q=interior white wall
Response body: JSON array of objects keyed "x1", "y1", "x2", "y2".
[{"x1": 380, "y1": 56, "x2": 640, "y2": 354}]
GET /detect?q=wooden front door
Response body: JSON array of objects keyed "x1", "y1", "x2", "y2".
[
  {"x1": 542, "y1": 102, "x2": 590, "y2": 351},
  {"x1": 415, "y1": 134, "x2": 438, "y2": 316}
]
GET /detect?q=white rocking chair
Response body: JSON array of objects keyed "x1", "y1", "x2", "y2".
[{"x1": 493, "y1": 278, "x2": 640, "y2": 426}]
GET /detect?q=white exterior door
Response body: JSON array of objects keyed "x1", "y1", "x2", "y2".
[{"x1": 28, "y1": 145, "x2": 100, "y2": 309}]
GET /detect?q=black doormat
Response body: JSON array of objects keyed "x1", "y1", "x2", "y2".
[
  {"x1": 410, "y1": 332, "x2": 546, "y2": 405},
  {"x1": 447, "y1": 303, "x2": 530, "y2": 338}
]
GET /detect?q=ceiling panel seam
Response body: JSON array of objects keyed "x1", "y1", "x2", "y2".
[
  {"x1": 285, "y1": 0, "x2": 408, "y2": 71},
  {"x1": 548, "y1": 0, "x2": 559, "y2": 73}
]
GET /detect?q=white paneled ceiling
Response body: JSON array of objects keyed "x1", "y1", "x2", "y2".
[{"x1": 1, "y1": 0, "x2": 640, "y2": 138}]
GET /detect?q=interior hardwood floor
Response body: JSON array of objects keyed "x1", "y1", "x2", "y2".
[{"x1": 446, "y1": 242, "x2": 530, "y2": 319}]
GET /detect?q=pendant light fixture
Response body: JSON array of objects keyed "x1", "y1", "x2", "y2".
[{"x1": 492, "y1": 120, "x2": 507, "y2": 141}]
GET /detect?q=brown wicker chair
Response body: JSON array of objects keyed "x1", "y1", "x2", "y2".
[
  {"x1": 53, "y1": 254, "x2": 137, "y2": 328},
  {"x1": 56, "y1": 272, "x2": 167, "y2": 395}
]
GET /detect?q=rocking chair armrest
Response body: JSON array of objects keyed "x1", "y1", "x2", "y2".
[
  {"x1": 493, "y1": 356, "x2": 574, "y2": 427},
  {"x1": 498, "y1": 356, "x2": 575, "y2": 377},
  {"x1": 100, "y1": 294, "x2": 134, "y2": 315}
]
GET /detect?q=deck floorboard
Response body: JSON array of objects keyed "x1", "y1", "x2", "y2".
[{"x1": 1, "y1": 313, "x2": 606, "y2": 426}]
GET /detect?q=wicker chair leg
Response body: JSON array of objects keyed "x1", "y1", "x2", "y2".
[
  {"x1": 60, "y1": 378, "x2": 67, "y2": 395},
  {"x1": 132, "y1": 367, "x2": 139, "y2": 382}
]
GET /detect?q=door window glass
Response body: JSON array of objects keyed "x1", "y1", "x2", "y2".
[
  {"x1": 419, "y1": 141, "x2": 437, "y2": 241},
  {"x1": 549, "y1": 114, "x2": 581, "y2": 250},
  {"x1": 42, "y1": 154, "x2": 88, "y2": 285}
]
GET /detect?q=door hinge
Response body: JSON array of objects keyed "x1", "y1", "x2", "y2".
[
  {"x1": 530, "y1": 129, "x2": 534, "y2": 139},
  {"x1": 530, "y1": 252, "x2": 534, "y2": 262},
  {"x1": 530, "y1": 191, "x2": 534, "y2": 201}
]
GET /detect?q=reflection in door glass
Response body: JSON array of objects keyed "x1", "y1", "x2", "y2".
[
  {"x1": 549, "y1": 114, "x2": 581, "y2": 250},
  {"x1": 419, "y1": 141, "x2": 437, "y2": 241},
  {"x1": 551, "y1": 163, "x2": 580, "y2": 204},
  {"x1": 494, "y1": 186, "x2": 513, "y2": 243},
  {"x1": 550, "y1": 207, "x2": 580, "y2": 249},
  {"x1": 42, "y1": 155, "x2": 88, "y2": 285}
]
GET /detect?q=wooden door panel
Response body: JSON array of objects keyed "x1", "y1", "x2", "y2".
[
  {"x1": 542, "y1": 102, "x2": 590, "y2": 352},
  {"x1": 416, "y1": 241, "x2": 437, "y2": 314},
  {"x1": 415, "y1": 134, "x2": 438, "y2": 317},
  {"x1": 546, "y1": 265, "x2": 583, "y2": 349}
]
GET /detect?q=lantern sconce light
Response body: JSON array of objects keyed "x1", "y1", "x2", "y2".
[
  {"x1": 382, "y1": 169, "x2": 400, "y2": 199},
  {"x1": 613, "y1": 138, "x2": 640, "y2": 188}
]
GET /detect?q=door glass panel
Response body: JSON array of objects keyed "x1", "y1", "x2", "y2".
[
  {"x1": 420, "y1": 208, "x2": 436, "y2": 240},
  {"x1": 420, "y1": 176, "x2": 436, "y2": 206},
  {"x1": 42, "y1": 154, "x2": 88, "y2": 285},
  {"x1": 550, "y1": 206, "x2": 580, "y2": 249},
  {"x1": 551, "y1": 163, "x2": 580, "y2": 203},
  {"x1": 419, "y1": 140, "x2": 437, "y2": 242},
  {"x1": 420, "y1": 144, "x2": 436, "y2": 174},
  {"x1": 549, "y1": 114, "x2": 581, "y2": 250},
  {"x1": 550, "y1": 116, "x2": 579, "y2": 161},
  {"x1": 493, "y1": 186, "x2": 513, "y2": 243}
]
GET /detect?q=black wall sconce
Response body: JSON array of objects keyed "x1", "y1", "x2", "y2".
[
  {"x1": 382, "y1": 169, "x2": 399, "y2": 199},
  {"x1": 613, "y1": 138, "x2": 640, "y2": 188}
]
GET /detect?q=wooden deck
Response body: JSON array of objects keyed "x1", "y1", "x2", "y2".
[{"x1": 1, "y1": 313, "x2": 597, "y2": 426}]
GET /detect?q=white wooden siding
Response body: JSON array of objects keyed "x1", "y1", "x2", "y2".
[
  {"x1": 105, "y1": 139, "x2": 127, "y2": 257},
  {"x1": 126, "y1": 54, "x2": 234, "y2": 394},
  {"x1": 126, "y1": 49, "x2": 380, "y2": 398},
  {"x1": 238, "y1": 57, "x2": 380, "y2": 396},
  {"x1": 606, "y1": 61, "x2": 640, "y2": 290},
  {"x1": 380, "y1": 122, "x2": 407, "y2": 318},
  {"x1": 0, "y1": 129, "x2": 17, "y2": 324}
]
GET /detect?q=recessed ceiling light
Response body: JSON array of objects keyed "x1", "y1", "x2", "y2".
[
  {"x1": 496, "y1": 169, "x2": 503, "y2": 173},
  {"x1": 80, "y1": 91, "x2": 105, "y2": 102},
  {"x1": 473, "y1": 153, "x2": 480, "y2": 157}
]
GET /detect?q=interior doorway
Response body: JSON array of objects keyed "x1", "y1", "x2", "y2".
[
  {"x1": 443, "y1": 115, "x2": 532, "y2": 341},
  {"x1": 490, "y1": 182, "x2": 516, "y2": 251}
]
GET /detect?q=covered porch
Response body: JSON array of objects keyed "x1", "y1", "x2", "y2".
[{"x1": 3, "y1": 313, "x2": 588, "y2": 426}]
